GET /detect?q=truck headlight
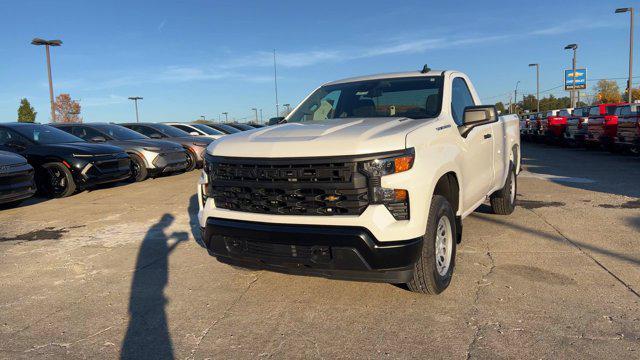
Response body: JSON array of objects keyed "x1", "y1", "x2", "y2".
[{"x1": 359, "y1": 150, "x2": 413, "y2": 220}]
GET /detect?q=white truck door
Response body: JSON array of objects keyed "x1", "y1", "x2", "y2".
[{"x1": 450, "y1": 77, "x2": 494, "y2": 209}]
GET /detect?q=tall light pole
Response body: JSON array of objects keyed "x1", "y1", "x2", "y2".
[
  {"x1": 528, "y1": 63, "x2": 540, "y2": 112},
  {"x1": 564, "y1": 44, "x2": 578, "y2": 108},
  {"x1": 31, "y1": 38, "x2": 62, "y2": 122},
  {"x1": 283, "y1": 103, "x2": 291, "y2": 115},
  {"x1": 200, "y1": 115, "x2": 206, "y2": 121},
  {"x1": 251, "y1": 107, "x2": 258, "y2": 122},
  {"x1": 273, "y1": 49, "x2": 280, "y2": 117},
  {"x1": 222, "y1": 112, "x2": 228, "y2": 122},
  {"x1": 513, "y1": 81, "x2": 520, "y2": 114},
  {"x1": 259, "y1": 109, "x2": 263, "y2": 123},
  {"x1": 128, "y1": 97, "x2": 143, "y2": 123},
  {"x1": 616, "y1": 7, "x2": 634, "y2": 103}
]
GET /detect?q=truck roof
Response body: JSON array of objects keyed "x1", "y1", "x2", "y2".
[{"x1": 324, "y1": 70, "x2": 447, "y2": 86}]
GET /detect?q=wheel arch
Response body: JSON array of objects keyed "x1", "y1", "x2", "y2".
[{"x1": 431, "y1": 171, "x2": 463, "y2": 243}]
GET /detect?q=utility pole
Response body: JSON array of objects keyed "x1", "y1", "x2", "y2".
[
  {"x1": 514, "y1": 81, "x2": 520, "y2": 114},
  {"x1": 128, "y1": 97, "x2": 143, "y2": 123},
  {"x1": 616, "y1": 7, "x2": 634, "y2": 102},
  {"x1": 564, "y1": 44, "x2": 578, "y2": 108},
  {"x1": 528, "y1": 63, "x2": 540, "y2": 112},
  {"x1": 273, "y1": 49, "x2": 280, "y2": 117},
  {"x1": 31, "y1": 38, "x2": 62, "y2": 122}
]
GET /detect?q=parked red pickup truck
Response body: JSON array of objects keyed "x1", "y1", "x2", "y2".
[
  {"x1": 584, "y1": 103, "x2": 623, "y2": 149},
  {"x1": 546, "y1": 108, "x2": 571, "y2": 143},
  {"x1": 564, "y1": 106, "x2": 589, "y2": 146},
  {"x1": 613, "y1": 103, "x2": 640, "y2": 154}
]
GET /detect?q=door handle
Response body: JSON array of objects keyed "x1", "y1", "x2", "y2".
[{"x1": 484, "y1": 133, "x2": 492, "y2": 139}]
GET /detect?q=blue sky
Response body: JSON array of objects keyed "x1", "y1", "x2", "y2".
[{"x1": 0, "y1": 0, "x2": 637, "y2": 123}]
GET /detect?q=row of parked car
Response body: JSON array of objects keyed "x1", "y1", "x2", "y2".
[
  {"x1": 0, "y1": 121, "x2": 262, "y2": 207},
  {"x1": 519, "y1": 102, "x2": 640, "y2": 153}
]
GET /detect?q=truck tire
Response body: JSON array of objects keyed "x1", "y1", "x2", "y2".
[
  {"x1": 128, "y1": 153, "x2": 148, "y2": 182},
  {"x1": 490, "y1": 162, "x2": 516, "y2": 215},
  {"x1": 407, "y1": 195, "x2": 457, "y2": 294},
  {"x1": 39, "y1": 162, "x2": 76, "y2": 198}
]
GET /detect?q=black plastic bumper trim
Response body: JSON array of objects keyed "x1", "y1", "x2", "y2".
[{"x1": 202, "y1": 218, "x2": 423, "y2": 283}]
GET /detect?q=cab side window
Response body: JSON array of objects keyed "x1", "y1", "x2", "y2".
[
  {"x1": 71, "y1": 126, "x2": 102, "y2": 140},
  {"x1": 135, "y1": 125, "x2": 163, "y2": 138},
  {"x1": 451, "y1": 78, "x2": 476, "y2": 126},
  {"x1": 173, "y1": 124, "x2": 196, "y2": 133}
]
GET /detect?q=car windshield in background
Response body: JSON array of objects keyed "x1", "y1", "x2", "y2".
[
  {"x1": 208, "y1": 123, "x2": 241, "y2": 134},
  {"x1": 191, "y1": 124, "x2": 224, "y2": 135},
  {"x1": 287, "y1": 76, "x2": 444, "y2": 123},
  {"x1": 12, "y1": 124, "x2": 84, "y2": 144},
  {"x1": 93, "y1": 125, "x2": 148, "y2": 141},
  {"x1": 229, "y1": 123, "x2": 254, "y2": 131},
  {"x1": 153, "y1": 124, "x2": 191, "y2": 137}
]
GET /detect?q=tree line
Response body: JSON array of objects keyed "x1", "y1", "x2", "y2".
[
  {"x1": 497, "y1": 80, "x2": 639, "y2": 114},
  {"x1": 16, "y1": 94, "x2": 82, "y2": 123}
]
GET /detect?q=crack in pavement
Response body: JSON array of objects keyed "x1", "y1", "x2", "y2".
[
  {"x1": 187, "y1": 273, "x2": 260, "y2": 359},
  {"x1": 465, "y1": 251, "x2": 496, "y2": 360},
  {"x1": 527, "y1": 208, "x2": 640, "y2": 299}
]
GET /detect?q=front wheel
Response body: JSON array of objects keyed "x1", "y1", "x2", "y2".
[
  {"x1": 407, "y1": 195, "x2": 457, "y2": 295},
  {"x1": 38, "y1": 162, "x2": 76, "y2": 198},
  {"x1": 128, "y1": 153, "x2": 148, "y2": 182},
  {"x1": 490, "y1": 162, "x2": 517, "y2": 215},
  {"x1": 184, "y1": 149, "x2": 197, "y2": 172}
]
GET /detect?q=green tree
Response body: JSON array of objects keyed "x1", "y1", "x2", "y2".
[
  {"x1": 518, "y1": 94, "x2": 538, "y2": 112},
  {"x1": 622, "y1": 87, "x2": 640, "y2": 103},
  {"x1": 495, "y1": 101, "x2": 506, "y2": 113},
  {"x1": 17, "y1": 98, "x2": 37, "y2": 123},
  {"x1": 593, "y1": 80, "x2": 622, "y2": 104}
]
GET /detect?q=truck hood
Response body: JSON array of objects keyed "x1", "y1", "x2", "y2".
[{"x1": 207, "y1": 117, "x2": 425, "y2": 158}]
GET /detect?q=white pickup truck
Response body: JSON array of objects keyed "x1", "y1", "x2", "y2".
[{"x1": 197, "y1": 67, "x2": 520, "y2": 294}]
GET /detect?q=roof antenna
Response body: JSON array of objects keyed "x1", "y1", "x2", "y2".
[{"x1": 421, "y1": 64, "x2": 431, "y2": 73}]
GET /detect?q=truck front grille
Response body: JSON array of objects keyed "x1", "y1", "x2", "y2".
[{"x1": 207, "y1": 156, "x2": 369, "y2": 216}]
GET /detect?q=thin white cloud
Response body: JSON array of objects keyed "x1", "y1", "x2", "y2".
[
  {"x1": 81, "y1": 94, "x2": 128, "y2": 107},
  {"x1": 158, "y1": 19, "x2": 167, "y2": 32}
]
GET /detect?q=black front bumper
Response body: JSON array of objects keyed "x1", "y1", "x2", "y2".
[
  {"x1": 202, "y1": 218, "x2": 423, "y2": 283},
  {"x1": 0, "y1": 164, "x2": 36, "y2": 204}
]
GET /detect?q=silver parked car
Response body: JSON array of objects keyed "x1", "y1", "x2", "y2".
[
  {"x1": 52, "y1": 123, "x2": 189, "y2": 182},
  {"x1": 120, "y1": 123, "x2": 213, "y2": 171}
]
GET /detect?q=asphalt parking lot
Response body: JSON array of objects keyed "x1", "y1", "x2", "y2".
[{"x1": 1, "y1": 142, "x2": 639, "y2": 359}]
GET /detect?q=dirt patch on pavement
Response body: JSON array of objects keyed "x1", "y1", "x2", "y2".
[
  {"x1": 598, "y1": 199, "x2": 640, "y2": 209},
  {"x1": 497, "y1": 264, "x2": 575, "y2": 286},
  {"x1": 517, "y1": 200, "x2": 565, "y2": 209},
  {"x1": 0, "y1": 226, "x2": 83, "y2": 243}
]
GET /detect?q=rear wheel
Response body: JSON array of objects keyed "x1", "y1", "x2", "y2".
[
  {"x1": 407, "y1": 195, "x2": 457, "y2": 295},
  {"x1": 185, "y1": 149, "x2": 197, "y2": 172},
  {"x1": 38, "y1": 162, "x2": 76, "y2": 198},
  {"x1": 128, "y1": 153, "x2": 148, "y2": 182},
  {"x1": 490, "y1": 162, "x2": 517, "y2": 215}
]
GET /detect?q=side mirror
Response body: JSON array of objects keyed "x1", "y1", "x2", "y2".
[
  {"x1": 459, "y1": 105, "x2": 497, "y2": 137},
  {"x1": 89, "y1": 136, "x2": 106, "y2": 143},
  {"x1": 189, "y1": 131, "x2": 200, "y2": 136},
  {"x1": 149, "y1": 133, "x2": 162, "y2": 139},
  {"x1": 268, "y1": 117, "x2": 285, "y2": 126}
]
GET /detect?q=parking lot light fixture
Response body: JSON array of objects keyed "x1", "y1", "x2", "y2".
[
  {"x1": 616, "y1": 7, "x2": 634, "y2": 103},
  {"x1": 222, "y1": 112, "x2": 228, "y2": 122},
  {"x1": 251, "y1": 108, "x2": 258, "y2": 122},
  {"x1": 31, "y1": 38, "x2": 62, "y2": 122},
  {"x1": 564, "y1": 44, "x2": 578, "y2": 108},
  {"x1": 528, "y1": 63, "x2": 540, "y2": 112},
  {"x1": 128, "y1": 97, "x2": 143, "y2": 123}
]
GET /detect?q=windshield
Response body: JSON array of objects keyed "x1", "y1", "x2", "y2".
[
  {"x1": 152, "y1": 123, "x2": 192, "y2": 137},
  {"x1": 93, "y1": 124, "x2": 148, "y2": 140},
  {"x1": 12, "y1": 124, "x2": 84, "y2": 144},
  {"x1": 191, "y1": 124, "x2": 224, "y2": 135},
  {"x1": 229, "y1": 123, "x2": 254, "y2": 131},
  {"x1": 207, "y1": 123, "x2": 240, "y2": 134},
  {"x1": 287, "y1": 76, "x2": 443, "y2": 122}
]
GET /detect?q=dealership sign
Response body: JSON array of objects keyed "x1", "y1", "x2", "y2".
[{"x1": 564, "y1": 68, "x2": 587, "y2": 90}]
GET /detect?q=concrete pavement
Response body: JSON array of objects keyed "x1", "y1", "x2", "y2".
[{"x1": 0, "y1": 142, "x2": 639, "y2": 359}]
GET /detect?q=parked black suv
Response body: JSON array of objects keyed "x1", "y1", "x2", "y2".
[
  {"x1": 0, "y1": 123, "x2": 131, "y2": 198},
  {"x1": 0, "y1": 151, "x2": 36, "y2": 207}
]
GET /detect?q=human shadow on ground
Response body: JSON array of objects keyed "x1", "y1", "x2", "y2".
[{"x1": 120, "y1": 214, "x2": 188, "y2": 360}]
